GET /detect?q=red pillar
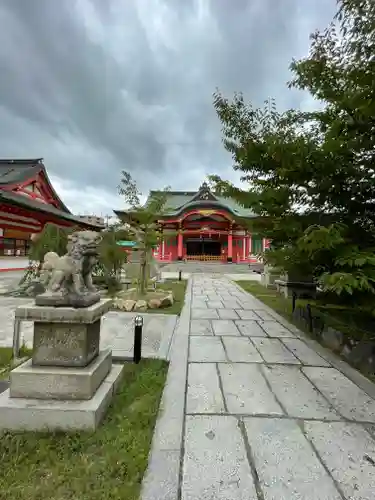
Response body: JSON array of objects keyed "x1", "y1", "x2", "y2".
[
  {"x1": 177, "y1": 231, "x2": 183, "y2": 260},
  {"x1": 227, "y1": 231, "x2": 233, "y2": 262}
]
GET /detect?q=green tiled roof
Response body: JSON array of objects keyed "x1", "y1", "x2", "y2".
[
  {"x1": 115, "y1": 182, "x2": 257, "y2": 220},
  {"x1": 149, "y1": 189, "x2": 256, "y2": 218},
  {"x1": 163, "y1": 193, "x2": 195, "y2": 211}
]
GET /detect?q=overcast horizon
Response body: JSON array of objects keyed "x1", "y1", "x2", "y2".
[{"x1": 0, "y1": 0, "x2": 336, "y2": 216}]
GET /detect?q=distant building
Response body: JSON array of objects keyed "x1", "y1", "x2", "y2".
[{"x1": 114, "y1": 180, "x2": 270, "y2": 263}]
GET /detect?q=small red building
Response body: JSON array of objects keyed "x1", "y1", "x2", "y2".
[
  {"x1": 0, "y1": 158, "x2": 104, "y2": 255},
  {"x1": 115, "y1": 181, "x2": 269, "y2": 263}
]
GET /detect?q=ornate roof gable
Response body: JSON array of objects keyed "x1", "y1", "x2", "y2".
[{"x1": 190, "y1": 181, "x2": 217, "y2": 202}]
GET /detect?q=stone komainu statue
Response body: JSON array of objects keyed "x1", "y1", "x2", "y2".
[{"x1": 36, "y1": 230, "x2": 102, "y2": 308}]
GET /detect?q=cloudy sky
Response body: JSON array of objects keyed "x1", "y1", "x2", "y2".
[{"x1": 0, "y1": 0, "x2": 336, "y2": 217}]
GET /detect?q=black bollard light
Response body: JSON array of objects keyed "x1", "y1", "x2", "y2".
[
  {"x1": 178, "y1": 270, "x2": 182, "y2": 281},
  {"x1": 134, "y1": 316, "x2": 144, "y2": 364}
]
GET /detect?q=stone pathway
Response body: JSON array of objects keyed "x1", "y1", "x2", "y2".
[{"x1": 142, "y1": 274, "x2": 375, "y2": 500}]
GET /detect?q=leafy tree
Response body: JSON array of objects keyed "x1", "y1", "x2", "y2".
[
  {"x1": 118, "y1": 171, "x2": 170, "y2": 295},
  {"x1": 210, "y1": 0, "x2": 375, "y2": 307},
  {"x1": 287, "y1": 0, "x2": 375, "y2": 298},
  {"x1": 209, "y1": 94, "x2": 322, "y2": 275}
]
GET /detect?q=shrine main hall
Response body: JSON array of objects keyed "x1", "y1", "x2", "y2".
[{"x1": 115, "y1": 181, "x2": 269, "y2": 263}]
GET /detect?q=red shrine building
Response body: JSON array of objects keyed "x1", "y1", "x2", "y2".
[
  {"x1": 115, "y1": 181, "x2": 269, "y2": 263},
  {"x1": 0, "y1": 158, "x2": 104, "y2": 256}
]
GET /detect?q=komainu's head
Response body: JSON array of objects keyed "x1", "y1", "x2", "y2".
[{"x1": 68, "y1": 230, "x2": 102, "y2": 256}]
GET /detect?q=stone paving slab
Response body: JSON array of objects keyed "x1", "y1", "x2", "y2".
[
  {"x1": 235, "y1": 320, "x2": 268, "y2": 337},
  {"x1": 218, "y1": 293, "x2": 236, "y2": 301},
  {"x1": 191, "y1": 299, "x2": 208, "y2": 308},
  {"x1": 236, "y1": 309, "x2": 261, "y2": 320},
  {"x1": 252, "y1": 309, "x2": 277, "y2": 321},
  {"x1": 0, "y1": 297, "x2": 33, "y2": 348},
  {"x1": 191, "y1": 308, "x2": 219, "y2": 319},
  {"x1": 251, "y1": 338, "x2": 301, "y2": 364},
  {"x1": 281, "y1": 338, "x2": 331, "y2": 367},
  {"x1": 189, "y1": 319, "x2": 213, "y2": 335},
  {"x1": 257, "y1": 320, "x2": 296, "y2": 338},
  {"x1": 238, "y1": 302, "x2": 263, "y2": 310},
  {"x1": 261, "y1": 365, "x2": 340, "y2": 420},
  {"x1": 141, "y1": 449, "x2": 180, "y2": 500},
  {"x1": 151, "y1": 412, "x2": 184, "y2": 452},
  {"x1": 219, "y1": 363, "x2": 284, "y2": 415},
  {"x1": 222, "y1": 337, "x2": 263, "y2": 363},
  {"x1": 193, "y1": 294, "x2": 208, "y2": 300},
  {"x1": 244, "y1": 418, "x2": 342, "y2": 499},
  {"x1": 189, "y1": 336, "x2": 227, "y2": 362},
  {"x1": 186, "y1": 363, "x2": 225, "y2": 414},
  {"x1": 207, "y1": 300, "x2": 224, "y2": 309},
  {"x1": 221, "y1": 299, "x2": 243, "y2": 309},
  {"x1": 103, "y1": 312, "x2": 177, "y2": 359},
  {"x1": 182, "y1": 415, "x2": 258, "y2": 500},
  {"x1": 305, "y1": 421, "x2": 375, "y2": 500},
  {"x1": 303, "y1": 367, "x2": 375, "y2": 422},
  {"x1": 212, "y1": 319, "x2": 240, "y2": 336},
  {"x1": 217, "y1": 308, "x2": 239, "y2": 320},
  {"x1": 207, "y1": 295, "x2": 222, "y2": 302}
]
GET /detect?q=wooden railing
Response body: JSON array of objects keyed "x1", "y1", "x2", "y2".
[{"x1": 185, "y1": 255, "x2": 223, "y2": 261}]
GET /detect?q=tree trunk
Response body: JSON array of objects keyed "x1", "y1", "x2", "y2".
[{"x1": 138, "y1": 247, "x2": 148, "y2": 296}]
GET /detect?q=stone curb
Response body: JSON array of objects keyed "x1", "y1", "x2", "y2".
[
  {"x1": 140, "y1": 277, "x2": 192, "y2": 500},
  {"x1": 232, "y1": 280, "x2": 375, "y2": 400}
]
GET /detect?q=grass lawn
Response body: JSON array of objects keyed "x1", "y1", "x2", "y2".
[
  {"x1": 236, "y1": 280, "x2": 373, "y2": 339},
  {"x1": 0, "y1": 347, "x2": 13, "y2": 380},
  {"x1": 237, "y1": 280, "x2": 375, "y2": 355},
  {"x1": 0, "y1": 358, "x2": 168, "y2": 500},
  {"x1": 0, "y1": 347, "x2": 13, "y2": 371},
  {"x1": 0, "y1": 347, "x2": 32, "y2": 380},
  {"x1": 236, "y1": 280, "x2": 296, "y2": 320},
  {"x1": 236, "y1": 280, "x2": 355, "y2": 332}
]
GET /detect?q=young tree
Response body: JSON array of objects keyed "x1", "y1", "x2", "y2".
[
  {"x1": 210, "y1": 0, "x2": 375, "y2": 307},
  {"x1": 93, "y1": 224, "x2": 130, "y2": 292},
  {"x1": 118, "y1": 171, "x2": 170, "y2": 295}
]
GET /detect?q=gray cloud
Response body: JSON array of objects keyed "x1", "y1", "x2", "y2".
[{"x1": 0, "y1": 0, "x2": 336, "y2": 213}]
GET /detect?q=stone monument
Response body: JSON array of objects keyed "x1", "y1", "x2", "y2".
[
  {"x1": 261, "y1": 264, "x2": 284, "y2": 289},
  {"x1": 0, "y1": 230, "x2": 123, "y2": 431}
]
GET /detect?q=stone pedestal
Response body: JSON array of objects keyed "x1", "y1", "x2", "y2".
[
  {"x1": 0, "y1": 299, "x2": 124, "y2": 431},
  {"x1": 15, "y1": 299, "x2": 112, "y2": 367},
  {"x1": 10, "y1": 349, "x2": 112, "y2": 400}
]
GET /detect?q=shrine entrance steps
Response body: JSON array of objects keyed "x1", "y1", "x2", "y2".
[{"x1": 160, "y1": 261, "x2": 258, "y2": 275}]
